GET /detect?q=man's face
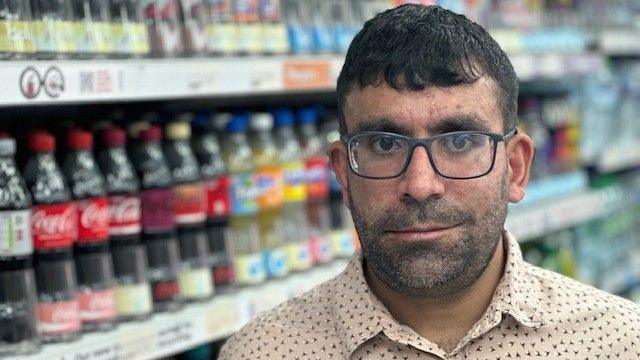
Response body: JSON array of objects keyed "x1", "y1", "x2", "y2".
[{"x1": 336, "y1": 78, "x2": 513, "y2": 298}]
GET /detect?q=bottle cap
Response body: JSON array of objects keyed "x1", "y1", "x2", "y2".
[
  {"x1": 249, "y1": 112, "x2": 274, "y2": 131},
  {"x1": 176, "y1": 113, "x2": 194, "y2": 123},
  {"x1": 297, "y1": 108, "x2": 318, "y2": 124},
  {"x1": 165, "y1": 121, "x2": 191, "y2": 140},
  {"x1": 273, "y1": 109, "x2": 294, "y2": 127},
  {"x1": 0, "y1": 137, "x2": 16, "y2": 156},
  {"x1": 213, "y1": 113, "x2": 233, "y2": 132},
  {"x1": 139, "y1": 125, "x2": 162, "y2": 142},
  {"x1": 102, "y1": 127, "x2": 127, "y2": 147},
  {"x1": 66, "y1": 129, "x2": 94, "y2": 150},
  {"x1": 128, "y1": 121, "x2": 150, "y2": 139},
  {"x1": 27, "y1": 131, "x2": 56, "y2": 152},
  {"x1": 192, "y1": 112, "x2": 212, "y2": 129},
  {"x1": 226, "y1": 114, "x2": 248, "y2": 133}
]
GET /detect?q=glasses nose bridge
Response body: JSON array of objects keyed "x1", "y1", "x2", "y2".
[{"x1": 405, "y1": 137, "x2": 435, "y2": 169}]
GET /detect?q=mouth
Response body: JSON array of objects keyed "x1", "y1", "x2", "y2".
[{"x1": 386, "y1": 224, "x2": 460, "y2": 242}]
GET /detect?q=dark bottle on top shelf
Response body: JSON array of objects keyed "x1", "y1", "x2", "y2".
[
  {"x1": 129, "y1": 123, "x2": 183, "y2": 312},
  {"x1": 62, "y1": 129, "x2": 116, "y2": 332},
  {"x1": 96, "y1": 126, "x2": 153, "y2": 321},
  {"x1": 0, "y1": 136, "x2": 40, "y2": 356},
  {"x1": 23, "y1": 130, "x2": 80, "y2": 343}
]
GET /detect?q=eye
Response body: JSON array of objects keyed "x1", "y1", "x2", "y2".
[
  {"x1": 369, "y1": 135, "x2": 403, "y2": 154},
  {"x1": 443, "y1": 134, "x2": 475, "y2": 153}
]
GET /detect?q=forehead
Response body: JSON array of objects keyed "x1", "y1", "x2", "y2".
[{"x1": 343, "y1": 77, "x2": 503, "y2": 135}]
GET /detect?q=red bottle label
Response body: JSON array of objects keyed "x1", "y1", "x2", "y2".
[
  {"x1": 108, "y1": 195, "x2": 142, "y2": 237},
  {"x1": 173, "y1": 182, "x2": 206, "y2": 225},
  {"x1": 77, "y1": 289, "x2": 116, "y2": 323},
  {"x1": 31, "y1": 202, "x2": 77, "y2": 250},
  {"x1": 305, "y1": 156, "x2": 329, "y2": 200},
  {"x1": 152, "y1": 280, "x2": 179, "y2": 301},
  {"x1": 205, "y1": 176, "x2": 231, "y2": 218},
  {"x1": 37, "y1": 300, "x2": 81, "y2": 335},
  {"x1": 76, "y1": 197, "x2": 110, "y2": 243},
  {"x1": 141, "y1": 188, "x2": 176, "y2": 233}
]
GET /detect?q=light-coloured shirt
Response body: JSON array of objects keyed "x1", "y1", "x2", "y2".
[{"x1": 220, "y1": 231, "x2": 640, "y2": 359}]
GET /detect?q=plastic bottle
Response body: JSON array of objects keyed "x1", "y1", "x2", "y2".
[
  {"x1": 204, "y1": 0, "x2": 237, "y2": 55},
  {"x1": 30, "y1": 0, "x2": 76, "y2": 59},
  {"x1": 249, "y1": 112, "x2": 289, "y2": 279},
  {"x1": 320, "y1": 115, "x2": 356, "y2": 257},
  {"x1": 164, "y1": 118, "x2": 213, "y2": 301},
  {"x1": 62, "y1": 129, "x2": 116, "y2": 332},
  {"x1": 129, "y1": 124, "x2": 183, "y2": 312},
  {"x1": 110, "y1": 0, "x2": 150, "y2": 57},
  {"x1": 233, "y1": 0, "x2": 261, "y2": 54},
  {"x1": 282, "y1": 0, "x2": 312, "y2": 54},
  {"x1": 310, "y1": 0, "x2": 333, "y2": 54},
  {"x1": 24, "y1": 130, "x2": 80, "y2": 343},
  {"x1": 143, "y1": 0, "x2": 184, "y2": 57},
  {"x1": 258, "y1": 0, "x2": 288, "y2": 54},
  {"x1": 96, "y1": 127, "x2": 152, "y2": 321},
  {"x1": 191, "y1": 113, "x2": 234, "y2": 290},
  {"x1": 273, "y1": 109, "x2": 313, "y2": 271},
  {"x1": 71, "y1": 0, "x2": 113, "y2": 58},
  {"x1": 297, "y1": 108, "x2": 334, "y2": 264},
  {"x1": 0, "y1": 1, "x2": 36, "y2": 59},
  {"x1": 0, "y1": 136, "x2": 39, "y2": 355},
  {"x1": 180, "y1": 0, "x2": 208, "y2": 55},
  {"x1": 222, "y1": 114, "x2": 265, "y2": 285}
]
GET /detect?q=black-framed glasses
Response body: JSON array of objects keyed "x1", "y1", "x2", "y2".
[{"x1": 340, "y1": 127, "x2": 518, "y2": 180}]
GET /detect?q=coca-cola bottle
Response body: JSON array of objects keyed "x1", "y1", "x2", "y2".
[
  {"x1": 62, "y1": 129, "x2": 116, "y2": 332},
  {"x1": 164, "y1": 117, "x2": 213, "y2": 301},
  {"x1": 23, "y1": 130, "x2": 80, "y2": 343},
  {"x1": 0, "y1": 136, "x2": 39, "y2": 355},
  {"x1": 129, "y1": 124, "x2": 182, "y2": 312},
  {"x1": 191, "y1": 113, "x2": 234, "y2": 290},
  {"x1": 96, "y1": 127, "x2": 152, "y2": 321}
]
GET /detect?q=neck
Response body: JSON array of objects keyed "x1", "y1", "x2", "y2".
[{"x1": 366, "y1": 236, "x2": 506, "y2": 353}]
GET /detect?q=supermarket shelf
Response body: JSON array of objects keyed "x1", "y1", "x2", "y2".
[
  {"x1": 599, "y1": 29, "x2": 640, "y2": 56},
  {"x1": 0, "y1": 51, "x2": 605, "y2": 107},
  {"x1": 507, "y1": 189, "x2": 609, "y2": 242},
  {"x1": 596, "y1": 144, "x2": 640, "y2": 173},
  {"x1": 10, "y1": 260, "x2": 348, "y2": 360},
  {"x1": 0, "y1": 55, "x2": 344, "y2": 107}
]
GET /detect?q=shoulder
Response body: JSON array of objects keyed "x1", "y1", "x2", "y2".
[
  {"x1": 218, "y1": 279, "x2": 345, "y2": 360},
  {"x1": 524, "y1": 263, "x2": 640, "y2": 335}
]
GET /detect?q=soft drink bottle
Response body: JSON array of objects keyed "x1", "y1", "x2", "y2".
[
  {"x1": 0, "y1": 136, "x2": 39, "y2": 355},
  {"x1": 71, "y1": 0, "x2": 114, "y2": 58},
  {"x1": 142, "y1": 0, "x2": 184, "y2": 57},
  {"x1": 249, "y1": 112, "x2": 289, "y2": 279},
  {"x1": 233, "y1": 0, "x2": 261, "y2": 54},
  {"x1": 0, "y1": 1, "x2": 36, "y2": 59},
  {"x1": 282, "y1": 0, "x2": 312, "y2": 54},
  {"x1": 164, "y1": 118, "x2": 213, "y2": 301},
  {"x1": 191, "y1": 113, "x2": 234, "y2": 290},
  {"x1": 24, "y1": 130, "x2": 80, "y2": 343},
  {"x1": 258, "y1": 0, "x2": 288, "y2": 55},
  {"x1": 62, "y1": 129, "x2": 116, "y2": 332},
  {"x1": 30, "y1": 0, "x2": 76, "y2": 59},
  {"x1": 272, "y1": 109, "x2": 313, "y2": 271},
  {"x1": 96, "y1": 127, "x2": 153, "y2": 321},
  {"x1": 179, "y1": 0, "x2": 208, "y2": 55},
  {"x1": 110, "y1": 0, "x2": 150, "y2": 57},
  {"x1": 321, "y1": 115, "x2": 356, "y2": 257},
  {"x1": 129, "y1": 124, "x2": 183, "y2": 312},
  {"x1": 297, "y1": 107, "x2": 334, "y2": 264},
  {"x1": 203, "y1": 0, "x2": 237, "y2": 55},
  {"x1": 222, "y1": 114, "x2": 265, "y2": 286}
]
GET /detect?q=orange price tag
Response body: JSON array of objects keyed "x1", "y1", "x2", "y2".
[{"x1": 282, "y1": 61, "x2": 331, "y2": 90}]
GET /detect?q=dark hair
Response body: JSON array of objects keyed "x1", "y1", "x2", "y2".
[{"x1": 337, "y1": 4, "x2": 518, "y2": 134}]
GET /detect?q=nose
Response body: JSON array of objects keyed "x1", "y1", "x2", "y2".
[{"x1": 397, "y1": 145, "x2": 446, "y2": 202}]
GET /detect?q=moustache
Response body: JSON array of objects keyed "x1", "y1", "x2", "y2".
[{"x1": 371, "y1": 199, "x2": 474, "y2": 231}]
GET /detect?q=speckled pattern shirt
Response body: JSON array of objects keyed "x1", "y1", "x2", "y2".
[{"x1": 219, "y1": 231, "x2": 640, "y2": 359}]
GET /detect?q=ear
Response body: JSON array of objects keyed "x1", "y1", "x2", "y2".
[
  {"x1": 329, "y1": 140, "x2": 351, "y2": 209},
  {"x1": 506, "y1": 132, "x2": 535, "y2": 203}
]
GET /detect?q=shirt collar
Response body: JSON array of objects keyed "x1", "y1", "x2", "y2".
[{"x1": 330, "y1": 229, "x2": 545, "y2": 357}]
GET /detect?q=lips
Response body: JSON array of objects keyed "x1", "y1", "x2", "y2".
[{"x1": 386, "y1": 224, "x2": 459, "y2": 241}]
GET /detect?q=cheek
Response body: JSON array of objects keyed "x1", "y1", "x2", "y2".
[{"x1": 348, "y1": 176, "x2": 397, "y2": 212}]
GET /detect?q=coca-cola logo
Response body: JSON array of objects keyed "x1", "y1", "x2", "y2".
[
  {"x1": 51, "y1": 304, "x2": 78, "y2": 323},
  {"x1": 31, "y1": 206, "x2": 75, "y2": 235},
  {"x1": 80, "y1": 201, "x2": 110, "y2": 229},
  {"x1": 110, "y1": 197, "x2": 141, "y2": 224}
]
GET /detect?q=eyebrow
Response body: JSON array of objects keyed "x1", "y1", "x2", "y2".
[{"x1": 352, "y1": 115, "x2": 493, "y2": 136}]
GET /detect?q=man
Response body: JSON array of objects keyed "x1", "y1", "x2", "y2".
[{"x1": 220, "y1": 4, "x2": 640, "y2": 359}]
